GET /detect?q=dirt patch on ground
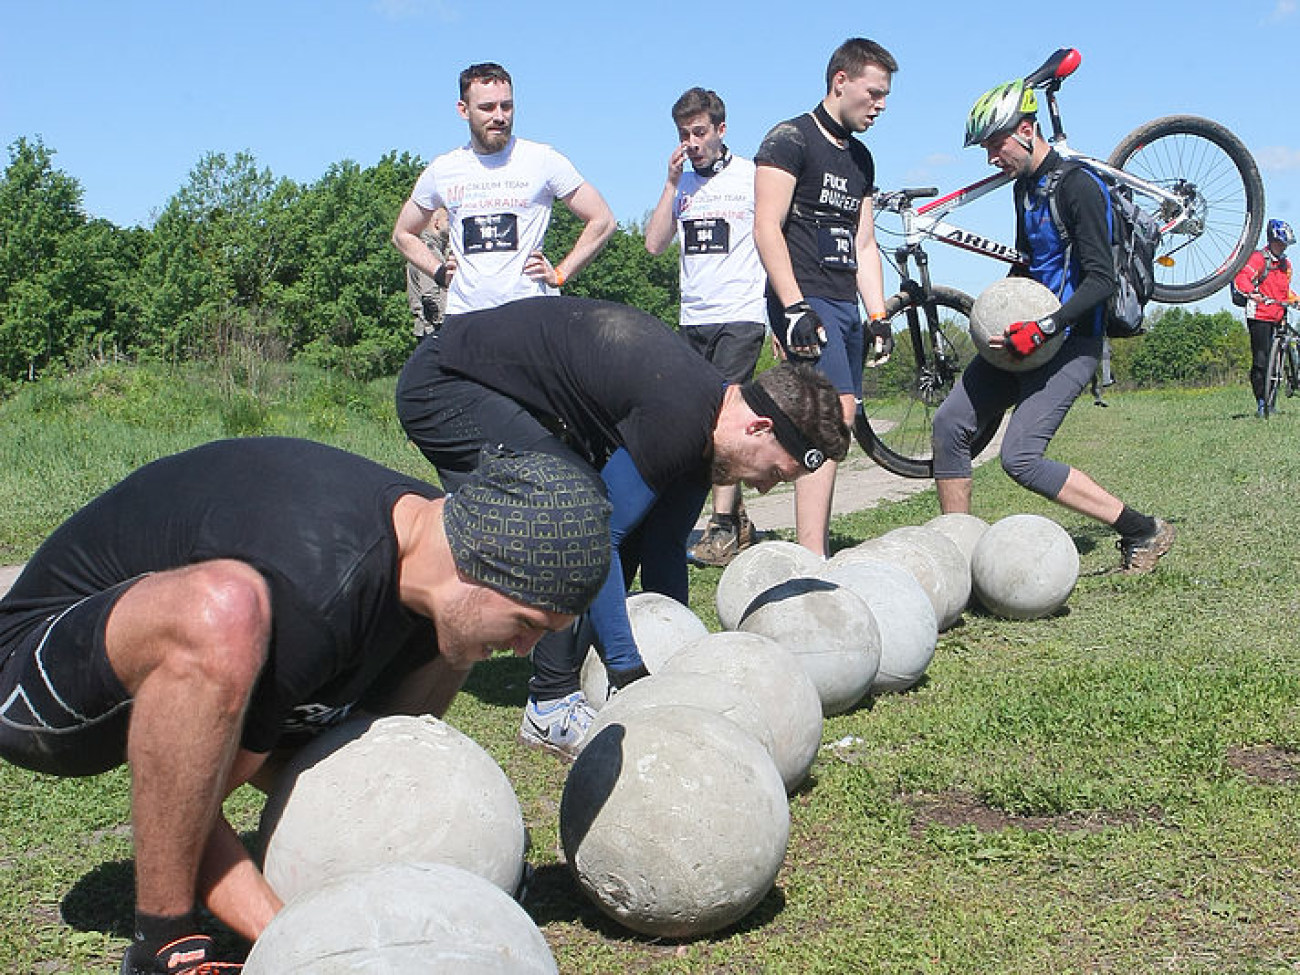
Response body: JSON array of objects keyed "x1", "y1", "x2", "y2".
[
  {"x1": 1225, "y1": 744, "x2": 1300, "y2": 786},
  {"x1": 904, "y1": 790, "x2": 1166, "y2": 836}
]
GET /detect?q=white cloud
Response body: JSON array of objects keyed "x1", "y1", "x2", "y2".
[
  {"x1": 1267, "y1": 0, "x2": 1295, "y2": 21},
  {"x1": 1255, "y1": 146, "x2": 1300, "y2": 172},
  {"x1": 902, "y1": 152, "x2": 959, "y2": 185}
]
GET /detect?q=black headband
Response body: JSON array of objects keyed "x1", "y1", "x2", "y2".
[{"x1": 739, "y1": 382, "x2": 825, "y2": 472}]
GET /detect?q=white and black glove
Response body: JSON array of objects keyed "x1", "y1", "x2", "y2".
[
  {"x1": 867, "y1": 317, "x2": 894, "y2": 365},
  {"x1": 777, "y1": 301, "x2": 828, "y2": 360}
]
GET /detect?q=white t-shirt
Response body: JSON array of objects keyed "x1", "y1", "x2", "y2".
[
  {"x1": 411, "y1": 137, "x2": 586, "y2": 314},
  {"x1": 672, "y1": 154, "x2": 767, "y2": 328}
]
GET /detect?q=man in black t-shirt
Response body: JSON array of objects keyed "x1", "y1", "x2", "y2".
[
  {"x1": 396, "y1": 295, "x2": 850, "y2": 759},
  {"x1": 0, "y1": 440, "x2": 611, "y2": 974},
  {"x1": 754, "y1": 37, "x2": 898, "y2": 559}
]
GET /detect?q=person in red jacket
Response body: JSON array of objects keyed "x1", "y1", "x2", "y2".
[{"x1": 1234, "y1": 219, "x2": 1298, "y2": 416}]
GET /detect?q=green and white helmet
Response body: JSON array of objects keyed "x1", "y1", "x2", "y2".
[{"x1": 964, "y1": 79, "x2": 1038, "y2": 147}]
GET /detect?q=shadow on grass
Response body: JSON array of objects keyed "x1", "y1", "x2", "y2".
[
  {"x1": 460, "y1": 654, "x2": 532, "y2": 707},
  {"x1": 526, "y1": 861, "x2": 789, "y2": 942}
]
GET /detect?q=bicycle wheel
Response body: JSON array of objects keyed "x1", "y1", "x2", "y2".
[
  {"x1": 1286, "y1": 338, "x2": 1300, "y2": 398},
  {"x1": 1108, "y1": 115, "x2": 1265, "y2": 303},
  {"x1": 856, "y1": 285, "x2": 997, "y2": 478},
  {"x1": 1263, "y1": 332, "x2": 1286, "y2": 415}
]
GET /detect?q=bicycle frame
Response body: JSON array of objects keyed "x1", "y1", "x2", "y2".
[{"x1": 877, "y1": 64, "x2": 1201, "y2": 279}]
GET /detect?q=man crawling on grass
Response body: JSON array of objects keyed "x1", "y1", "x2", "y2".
[{"x1": 0, "y1": 440, "x2": 610, "y2": 973}]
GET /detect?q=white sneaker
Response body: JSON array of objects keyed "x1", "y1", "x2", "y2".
[{"x1": 518, "y1": 691, "x2": 595, "y2": 760}]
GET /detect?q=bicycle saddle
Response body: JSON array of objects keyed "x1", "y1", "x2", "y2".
[{"x1": 1024, "y1": 48, "x2": 1081, "y2": 89}]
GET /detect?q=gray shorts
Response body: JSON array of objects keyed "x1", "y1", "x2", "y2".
[{"x1": 0, "y1": 579, "x2": 139, "y2": 777}]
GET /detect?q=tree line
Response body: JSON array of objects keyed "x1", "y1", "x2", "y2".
[
  {"x1": 0, "y1": 136, "x2": 1246, "y2": 393},
  {"x1": 0, "y1": 136, "x2": 680, "y2": 389}
]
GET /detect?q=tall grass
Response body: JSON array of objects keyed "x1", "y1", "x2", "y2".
[{"x1": 2, "y1": 367, "x2": 1299, "y2": 973}]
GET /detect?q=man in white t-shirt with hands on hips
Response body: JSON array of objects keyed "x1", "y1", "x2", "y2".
[{"x1": 392, "y1": 62, "x2": 614, "y2": 314}]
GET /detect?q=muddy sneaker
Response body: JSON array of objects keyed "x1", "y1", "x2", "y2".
[
  {"x1": 735, "y1": 506, "x2": 760, "y2": 550},
  {"x1": 1117, "y1": 518, "x2": 1176, "y2": 574},
  {"x1": 120, "y1": 935, "x2": 243, "y2": 974},
  {"x1": 518, "y1": 691, "x2": 595, "y2": 760},
  {"x1": 688, "y1": 519, "x2": 741, "y2": 567}
]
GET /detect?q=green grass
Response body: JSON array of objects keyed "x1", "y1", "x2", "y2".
[{"x1": 3, "y1": 366, "x2": 1300, "y2": 972}]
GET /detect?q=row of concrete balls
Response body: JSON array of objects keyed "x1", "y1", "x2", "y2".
[
  {"x1": 554, "y1": 511, "x2": 1082, "y2": 936},
  {"x1": 240, "y1": 512, "x2": 1083, "y2": 966}
]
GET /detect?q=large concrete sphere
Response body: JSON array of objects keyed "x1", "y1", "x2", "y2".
[
  {"x1": 259, "y1": 715, "x2": 526, "y2": 902},
  {"x1": 737, "y1": 577, "x2": 880, "y2": 715},
  {"x1": 244, "y1": 862, "x2": 557, "y2": 975},
  {"x1": 832, "y1": 535, "x2": 949, "y2": 629},
  {"x1": 970, "y1": 513, "x2": 1080, "y2": 620},
  {"x1": 660, "y1": 631, "x2": 823, "y2": 792},
  {"x1": 716, "y1": 540, "x2": 824, "y2": 630},
  {"x1": 560, "y1": 705, "x2": 789, "y2": 938},
  {"x1": 817, "y1": 557, "x2": 938, "y2": 693},
  {"x1": 925, "y1": 512, "x2": 991, "y2": 567},
  {"x1": 970, "y1": 277, "x2": 1063, "y2": 372},
  {"x1": 585, "y1": 671, "x2": 775, "y2": 760},
  {"x1": 581, "y1": 591, "x2": 708, "y2": 708},
  {"x1": 884, "y1": 526, "x2": 972, "y2": 629}
]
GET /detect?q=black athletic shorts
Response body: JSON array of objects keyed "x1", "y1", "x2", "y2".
[
  {"x1": 680, "y1": 320, "x2": 766, "y2": 385},
  {"x1": 0, "y1": 578, "x2": 141, "y2": 777}
]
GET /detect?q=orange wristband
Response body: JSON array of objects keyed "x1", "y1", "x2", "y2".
[
  {"x1": 555, "y1": 268, "x2": 568, "y2": 287},
  {"x1": 869, "y1": 312, "x2": 886, "y2": 322}
]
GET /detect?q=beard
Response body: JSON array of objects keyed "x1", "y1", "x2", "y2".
[{"x1": 472, "y1": 118, "x2": 512, "y2": 154}]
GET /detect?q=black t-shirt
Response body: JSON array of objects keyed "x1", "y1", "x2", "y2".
[
  {"x1": 435, "y1": 296, "x2": 725, "y2": 493},
  {"x1": 755, "y1": 111, "x2": 875, "y2": 302},
  {"x1": 0, "y1": 438, "x2": 441, "y2": 753}
]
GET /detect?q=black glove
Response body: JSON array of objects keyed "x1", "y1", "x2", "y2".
[
  {"x1": 867, "y1": 317, "x2": 894, "y2": 362},
  {"x1": 777, "y1": 301, "x2": 828, "y2": 359},
  {"x1": 431, "y1": 263, "x2": 450, "y2": 288}
]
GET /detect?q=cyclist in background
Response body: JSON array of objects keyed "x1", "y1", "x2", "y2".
[
  {"x1": 1233, "y1": 219, "x2": 1297, "y2": 417},
  {"x1": 931, "y1": 79, "x2": 1175, "y2": 574}
]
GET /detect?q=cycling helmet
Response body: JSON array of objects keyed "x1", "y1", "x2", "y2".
[
  {"x1": 964, "y1": 79, "x2": 1039, "y2": 148},
  {"x1": 1267, "y1": 219, "x2": 1295, "y2": 246}
]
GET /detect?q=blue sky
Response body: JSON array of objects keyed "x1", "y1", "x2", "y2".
[{"x1": 3, "y1": 0, "x2": 1298, "y2": 313}]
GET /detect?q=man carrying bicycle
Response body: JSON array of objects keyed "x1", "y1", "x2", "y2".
[
  {"x1": 931, "y1": 79, "x2": 1175, "y2": 574},
  {"x1": 1233, "y1": 218, "x2": 1297, "y2": 417}
]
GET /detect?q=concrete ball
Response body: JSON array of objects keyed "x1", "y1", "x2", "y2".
[
  {"x1": 924, "y1": 512, "x2": 991, "y2": 566},
  {"x1": 970, "y1": 277, "x2": 1063, "y2": 372},
  {"x1": 884, "y1": 525, "x2": 972, "y2": 628},
  {"x1": 660, "y1": 631, "x2": 823, "y2": 792},
  {"x1": 832, "y1": 535, "x2": 948, "y2": 628},
  {"x1": 581, "y1": 591, "x2": 708, "y2": 708},
  {"x1": 259, "y1": 714, "x2": 526, "y2": 902},
  {"x1": 816, "y1": 557, "x2": 938, "y2": 692},
  {"x1": 737, "y1": 577, "x2": 880, "y2": 715},
  {"x1": 970, "y1": 513, "x2": 1080, "y2": 620},
  {"x1": 560, "y1": 705, "x2": 789, "y2": 938},
  {"x1": 715, "y1": 540, "x2": 824, "y2": 631},
  {"x1": 586, "y1": 671, "x2": 775, "y2": 760},
  {"x1": 244, "y1": 862, "x2": 557, "y2": 974}
]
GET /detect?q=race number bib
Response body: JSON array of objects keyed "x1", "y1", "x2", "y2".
[
  {"x1": 682, "y1": 218, "x2": 731, "y2": 255},
  {"x1": 817, "y1": 224, "x2": 857, "y2": 269},
  {"x1": 463, "y1": 213, "x2": 519, "y2": 253}
]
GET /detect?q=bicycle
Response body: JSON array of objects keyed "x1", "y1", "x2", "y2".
[
  {"x1": 1262, "y1": 303, "x2": 1300, "y2": 416},
  {"x1": 857, "y1": 47, "x2": 1266, "y2": 478}
]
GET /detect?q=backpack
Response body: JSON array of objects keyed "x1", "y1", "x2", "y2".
[{"x1": 1044, "y1": 162, "x2": 1162, "y2": 338}]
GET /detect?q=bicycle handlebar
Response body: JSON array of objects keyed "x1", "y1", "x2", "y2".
[{"x1": 874, "y1": 187, "x2": 938, "y2": 212}]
